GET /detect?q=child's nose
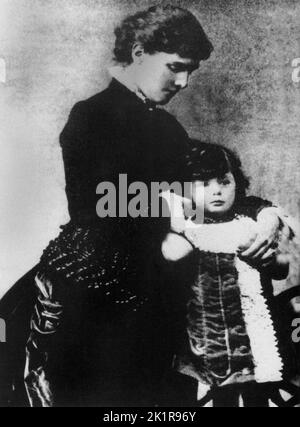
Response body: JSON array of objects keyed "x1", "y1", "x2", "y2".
[{"x1": 212, "y1": 184, "x2": 222, "y2": 195}]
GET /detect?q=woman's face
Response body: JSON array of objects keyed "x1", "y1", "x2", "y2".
[
  {"x1": 133, "y1": 51, "x2": 199, "y2": 105},
  {"x1": 192, "y1": 172, "x2": 237, "y2": 218}
]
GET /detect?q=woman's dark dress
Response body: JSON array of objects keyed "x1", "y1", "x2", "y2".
[{"x1": 23, "y1": 79, "x2": 191, "y2": 407}]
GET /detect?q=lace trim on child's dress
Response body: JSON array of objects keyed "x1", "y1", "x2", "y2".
[
  {"x1": 235, "y1": 258, "x2": 283, "y2": 383},
  {"x1": 184, "y1": 216, "x2": 257, "y2": 254},
  {"x1": 179, "y1": 216, "x2": 284, "y2": 385}
]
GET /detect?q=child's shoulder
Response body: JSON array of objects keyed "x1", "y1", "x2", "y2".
[{"x1": 236, "y1": 196, "x2": 273, "y2": 219}]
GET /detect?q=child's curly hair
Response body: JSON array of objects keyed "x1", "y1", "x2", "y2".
[
  {"x1": 186, "y1": 141, "x2": 250, "y2": 204},
  {"x1": 114, "y1": 5, "x2": 213, "y2": 65}
]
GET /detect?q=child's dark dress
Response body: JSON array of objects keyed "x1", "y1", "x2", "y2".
[{"x1": 172, "y1": 214, "x2": 298, "y2": 403}]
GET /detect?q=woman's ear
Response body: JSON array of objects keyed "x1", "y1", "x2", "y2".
[{"x1": 131, "y1": 43, "x2": 145, "y2": 64}]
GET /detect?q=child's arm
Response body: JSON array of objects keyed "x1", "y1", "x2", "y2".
[{"x1": 161, "y1": 232, "x2": 194, "y2": 262}]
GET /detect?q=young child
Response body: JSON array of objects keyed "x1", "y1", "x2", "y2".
[{"x1": 161, "y1": 143, "x2": 299, "y2": 407}]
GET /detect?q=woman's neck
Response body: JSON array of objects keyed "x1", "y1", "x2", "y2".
[{"x1": 108, "y1": 65, "x2": 149, "y2": 104}]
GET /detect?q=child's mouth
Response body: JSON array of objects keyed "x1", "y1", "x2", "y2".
[{"x1": 211, "y1": 200, "x2": 225, "y2": 206}]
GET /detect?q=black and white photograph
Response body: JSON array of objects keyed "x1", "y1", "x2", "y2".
[{"x1": 0, "y1": 0, "x2": 300, "y2": 408}]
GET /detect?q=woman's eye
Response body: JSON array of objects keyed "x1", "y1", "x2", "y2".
[{"x1": 167, "y1": 65, "x2": 180, "y2": 73}]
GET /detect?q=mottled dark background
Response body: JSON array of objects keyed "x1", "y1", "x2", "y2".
[{"x1": 0, "y1": 0, "x2": 299, "y2": 296}]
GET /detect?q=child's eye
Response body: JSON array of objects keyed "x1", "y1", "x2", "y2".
[{"x1": 219, "y1": 179, "x2": 231, "y2": 186}]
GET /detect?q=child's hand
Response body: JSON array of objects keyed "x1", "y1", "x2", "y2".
[
  {"x1": 162, "y1": 232, "x2": 194, "y2": 262},
  {"x1": 238, "y1": 209, "x2": 280, "y2": 266}
]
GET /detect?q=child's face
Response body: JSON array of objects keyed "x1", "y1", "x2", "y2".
[{"x1": 192, "y1": 172, "x2": 237, "y2": 218}]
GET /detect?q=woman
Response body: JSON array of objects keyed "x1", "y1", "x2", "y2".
[{"x1": 23, "y1": 6, "x2": 214, "y2": 407}]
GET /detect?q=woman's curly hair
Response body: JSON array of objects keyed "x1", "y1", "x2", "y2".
[
  {"x1": 186, "y1": 141, "x2": 250, "y2": 203},
  {"x1": 114, "y1": 5, "x2": 213, "y2": 65}
]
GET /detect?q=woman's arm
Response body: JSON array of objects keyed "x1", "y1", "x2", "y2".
[
  {"x1": 246, "y1": 207, "x2": 299, "y2": 280},
  {"x1": 291, "y1": 296, "x2": 300, "y2": 315},
  {"x1": 60, "y1": 101, "x2": 95, "y2": 222},
  {"x1": 161, "y1": 232, "x2": 194, "y2": 262},
  {"x1": 260, "y1": 251, "x2": 290, "y2": 280},
  {"x1": 238, "y1": 207, "x2": 281, "y2": 263},
  {"x1": 61, "y1": 100, "x2": 113, "y2": 224}
]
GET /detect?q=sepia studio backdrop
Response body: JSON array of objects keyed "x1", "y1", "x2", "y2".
[{"x1": 0, "y1": 0, "x2": 299, "y2": 297}]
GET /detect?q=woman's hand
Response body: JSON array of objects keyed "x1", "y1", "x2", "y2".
[
  {"x1": 238, "y1": 208, "x2": 280, "y2": 266},
  {"x1": 162, "y1": 232, "x2": 194, "y2": 262},
  {"x1": 291, "y1": 297, "x2": 300, "y2": 315}
]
